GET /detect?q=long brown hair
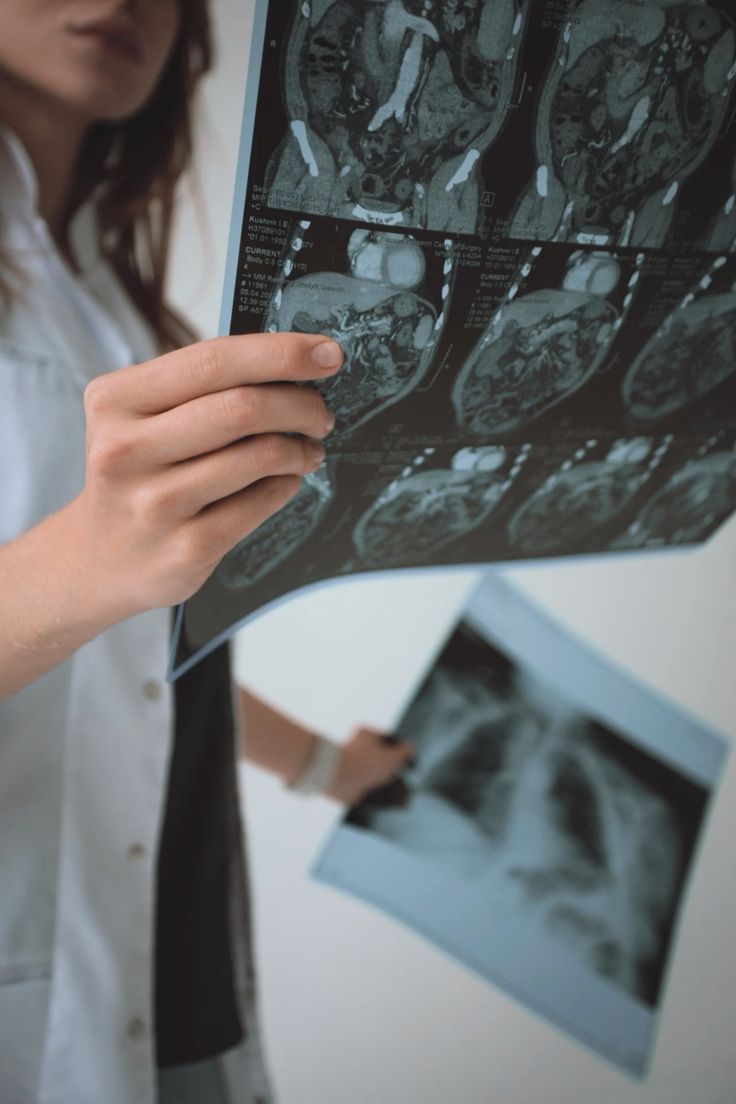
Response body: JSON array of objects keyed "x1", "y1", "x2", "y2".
[{"x1": 6, "y1": 0, "x2": 213, "y2": 351}]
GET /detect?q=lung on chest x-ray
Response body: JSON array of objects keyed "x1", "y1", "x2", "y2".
[{"x1": 315, "y1": 576, "x2": 729, "y2": 1077}]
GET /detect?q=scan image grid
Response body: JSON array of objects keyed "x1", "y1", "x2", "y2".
[{"x1": 174, "y1": 0, "x2": 736, "y2": 671}]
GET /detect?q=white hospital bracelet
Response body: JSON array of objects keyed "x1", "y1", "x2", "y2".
[{"x1": 287, "y1": 736, "x2": 342, "y2": 797}]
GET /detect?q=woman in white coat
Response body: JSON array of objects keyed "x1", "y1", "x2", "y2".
[{"x1": 0, "y1": 2, "x2": 412, "y2": 1102}]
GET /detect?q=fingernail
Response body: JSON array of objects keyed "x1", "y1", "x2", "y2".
[
  {"x1": 325, "y1": 408, "x2": 336, "y2": 433},
  {"x1": 309, "y1": 441, "x2": 326, "y2": 466},
  {"x1": 312, "y1": 340, "x2": 343, "y2": 370}
]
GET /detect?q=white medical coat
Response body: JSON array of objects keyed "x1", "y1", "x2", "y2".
[{"x1": 0, "y1": 128, "x2": 268, "y2": 1104}]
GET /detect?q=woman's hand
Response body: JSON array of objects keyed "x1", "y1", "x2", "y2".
[
  {"x1": 238, "y1": 688, "x2": 414, "y2": 808},
  {"x1": 0, "y1": 333, "x2": 342, "y2": 699},
  {"x1": 324, "y1": 727, "x2": 414, "y2": 806},
  {"x1": 68, "y1": 332, "x2": 342, "y2": 622}
]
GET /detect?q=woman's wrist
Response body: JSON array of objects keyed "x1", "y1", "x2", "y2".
[
  {"x1": 286, "y1": 728, "x2": 415, "y2": 806},
  {"x1": 56, "y1": 495, "x2": 143, "y2": 628},
  {"x1": 286, "y1": 734, "x2": 342, "y2": 797},
  {"x1": 237, "y1": 689, "x2": 414, "y2": 806}
]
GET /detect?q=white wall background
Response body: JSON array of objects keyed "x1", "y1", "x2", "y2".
[{"x1": 168, "y1": 3, "x2": 736, "y2": 1101}]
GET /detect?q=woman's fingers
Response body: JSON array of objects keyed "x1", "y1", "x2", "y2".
[
  {"x1": 94, "y1": 332, "x2": 343, "y2": 415},
  {"x1": 325, "y1": 727, "x2": 416, "y2": 805},
  {"x1": 369, "y1": 731, "x2": 415, "y2": 779},
  {"x1": 75, "y1": 332, "x2": 344, "y2": 618},
  {"x1": 139, "y1": 382, "x2": 335, "y2": 466},
  {"x1": 383, "y1": 738, "x2": 416, "y2": 774},
  {"x1": 188, "y1": 474, "x2": 304, "y2": 572},
  {"x1": 153, "y1": 433, "x2": 325, "y2": 520}
]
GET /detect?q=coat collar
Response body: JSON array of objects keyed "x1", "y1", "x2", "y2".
[{"x1": 0, "y1": 124, "x2": 101, "y2": 272}]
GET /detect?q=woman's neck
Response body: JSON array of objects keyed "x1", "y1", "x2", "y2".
[{"x1": 0, "y1": 71, "x2": 86, "y2": 238}]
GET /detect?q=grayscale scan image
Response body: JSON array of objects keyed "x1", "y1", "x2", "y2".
[
  {"x1": 217, "y1": 466, "x2": 334, "y2": 590},
  {"x1": 353, "y1": 445, "x2": 530, "y2": 565},
  {"x1": 701, "y1": 153, "x2": 736, "y2": 249},
  {"x1": 265, "y1": 0, "x2": 527, "y2": 231},
  {"x1": 171, "y1": 0, "x2": 736, "y2": 676},
  {"x1": 506, "y1": 437, "x2": 671, "y2": 554},
  {"x1": 453, "y1": 249, "x2": 640, "y2": 437},
  {"x1": 510, "y1": 0, "x2": 736, "y2": 247},
  {"x1": 615, "y1": 440, "x2": 736, "y2": 547},
  {"x1": 622, "y1": 256, "x2": 736, "y2": 421},
  {"x1": 347, "y1": 620, "x2": 707, "y2": 1010},
  {"x1": 265, "y1": 224, "x2": 452, "y2": 444}
]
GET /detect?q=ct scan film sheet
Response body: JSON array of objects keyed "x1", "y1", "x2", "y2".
[
  {"x1": 171, "y1": 0, "x2": 736, "y2": 675},
  {"x1": 314, "y1": 576, "x2": 729, "y2": 1077}
]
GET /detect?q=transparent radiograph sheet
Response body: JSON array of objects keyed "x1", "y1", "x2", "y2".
[
  {"x1": 246, "y1": 0, "x2": 736, "y2": 246},
  {"x1": 263, "y1": 222, "x2": 455, "y2": 443},
  {"x1": 314, "y1": 575, "x2": 729, "y2": 1077},
  {"x1": 263, "y1": 0, "x2": 529, "y2": 234},
  {"x1": 170, "y1": 0, "x2": 736, "y2": 676},
  {"x1": 510, "y1": 0, "x2": 736, "y2": 247}
]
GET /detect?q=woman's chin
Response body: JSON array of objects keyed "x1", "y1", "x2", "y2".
[
  {"x1": 56, "y1": 49, "x2": 161, "y2": 123},
  {"x1": 58, "y1": 80, "x2": 156, "y2": 126}
]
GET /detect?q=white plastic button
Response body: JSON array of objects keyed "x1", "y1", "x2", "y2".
[
  {"x1": 126, "y1": 1017, "x2": 146, "y2": 1040},
  {"x1": 142, "y1": 679, "x2": 161, "y2": 702}
]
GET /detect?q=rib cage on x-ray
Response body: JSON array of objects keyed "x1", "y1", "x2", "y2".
[
  {"x1": 319, "y1": 581, "x2": 725, "y2": 1077},
  {"x1": 351, "y1": 635, "x2": 693, "y2": 1008}
]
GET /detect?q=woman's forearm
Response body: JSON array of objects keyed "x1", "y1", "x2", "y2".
[
  {"x1": 237, "y1": 685, "x2": 416, "y2": 804},
  {"x1": 237, "y1": 686, "x2": 319, "y2": 785},
  {"x1": 0, "y1": 500, "x2": 123, "y2": 699}
]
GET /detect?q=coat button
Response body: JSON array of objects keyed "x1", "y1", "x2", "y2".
[
  {"x1": 143, "y1": 679, "x2": 162, "y2": 702},
  {"x1": 126, "y1": 843, "x2": 146, "y2": 861},
  {"x1": 126, "y1": 1017, "x2": 147, "y2": 1040}
]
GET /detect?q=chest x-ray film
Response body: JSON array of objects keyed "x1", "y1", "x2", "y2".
[
  {"x1": 170, "y1": 0, "x2": 736, "y2": 675},
  {"x1": 314, "y1": 576, "x2": 729, "y2": 1077}
]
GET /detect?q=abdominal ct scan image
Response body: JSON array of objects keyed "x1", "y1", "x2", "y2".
[
  {"x1": 615, "y1": 445, "x2": 736, "y2": 547},
  {"x1": 453, "y1": 250, "x2": 630, "y2": 437},
  {"x1": 510, "y1": 0, "x2": 736, "y2": 247},
  {"x1": 701, "y1": 153, "x2": 736, "y2": 250},
  {"x1": 349, "y1": 623, "x2": 706, "y2": 1008},
  {"x1": 266, "y1": 0, "x2": 527, "y2": 232},
  {"x1": 622, "y1": 257, "x2": 736, "y2": 422},
  {"x1": 266, "y1": 226, "x2": 451, "y2": 445},
  {"x1": 216, "y1": 466, "x2": 334, "y2": 590},
  {"x1": 506, "y1": 438, "x2": 669, "y2": 555},
  {"x1": 352, "y1": 446, "x2": 528, "y2": 565}
]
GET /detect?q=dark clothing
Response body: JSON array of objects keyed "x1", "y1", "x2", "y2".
[{"x1": 154, "y1": 641, "x2": 245, "y2": 1068}]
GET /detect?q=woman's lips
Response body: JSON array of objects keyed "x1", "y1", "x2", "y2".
[{"x1": 68, "y1": 19, "x2": 143, "y2": 64}]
